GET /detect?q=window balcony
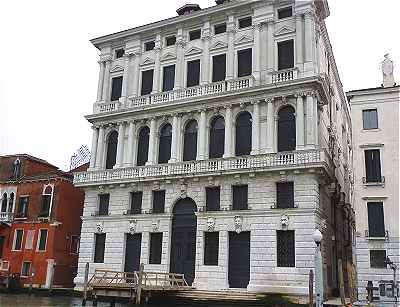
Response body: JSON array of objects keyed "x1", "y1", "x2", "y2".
[
  {"x1": 271, "y1": 67, "x2": 298, "y2": 83},
  {"x1": 74, "y1": 149, "x2": 332, "y2": 187},
  {"x1": 0, "y1": 212, "x2": 13, "y2": 223}
]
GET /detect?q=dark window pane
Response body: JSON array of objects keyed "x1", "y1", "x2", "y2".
[
  {"x1": 365, "y1": 149, "x2": 382, "y2": 183},
  {"x1": 235, "y1": 112, "x2": 252, "y2": 156},
  {"x1": 38, "y1": 229, "x2": 48, "y2": 251},
  {"x1": 232, "y1": 185, "x2": 248, "y2": 210},
  {"x1": 152, "y1": 190, "x2": 165, "y2": 214},
  {"x1": 106, "y1": 131, "x2": 118, "y2": 169},
  {"x1": 183, "y1": 120, "x2": 198, "y2": 161},
  {"x1": 362, "y1": 109, "x2": 378, "y2": 130},
  {"x1": 367, "y1": 202, "x2": 385, "y2": 237},
  {"x1": 214, "y1": 23, "x2": 227, "y2": 34},
  {"x1": 21, "y1": 262, "x2": 30, "y2": 276},
  {"x1": 239, "y1": 17, "x2": 252, "y2": 29},
  {"x1": 141, "y1": 69, "x2": 154, "y2": 96},
  {"x1": 94, "y1": 233, "x2": 106, "y2": 263},
  {"x1": 278, "y1": 106, "x2": 296, "y2": 152},
  {"x1": 1, "y1": 194, "x2": 7, "y2": 212},
  {"x1": 278, "y1": 40, "x2": 294, "y2": 70},
  {"x1": 145, "y1": 41, "x2": 155, "y2": 51},
  {"x1": 111, "y1": 76, "x2": 123, "y2": 101},
  {"x1": 237, "y1": 49, "x2": 252, "y2": 77},
  {"x1": 158, "y1": 124, "x2": 172, "y2": 164},
  {"x1": 17, "y1": 197, "x2": 29, "y2": 217},
  {"x1": 0, "y1": 236, "x2": 5, "y2": 258},
  {"x1": 276, "y1": 182, "x2": 294, "y2": 209},
  {"x1": 149, "y1": 233, "x2": 163, "y2": 264},
  {"x1": 187, "y1": 60, "x2": 200, "y2": 87},
  {"x1": 99, "y1": 194, "x2": 110, "y2": 216},
  {"x1": 40, "y1": 195, "x2": 51, "y2": 217},
  {"x1": 115, "y1": 49, "x2": 124, "y2": 58},
  {"x1": 212, "y1": 54, "x2": 226, "y2": 82},
  {"x1": 206, "y1": 187, "x2": 220, "y2": 211},
  {"x1": 166, "y1": 36, "x2": 176, "y2": 46},
  {"x1": 204, "y1": 232, "x2": 219, "y2": 265},
  {"x1": 370, "y1": 250, "x2": 387, "y2": 268},
  {"x1": 14, "y1": 230, "x2": 23, "y2": 250},
  {"x1": 278, "y1": 7, "x2": 292, "y2": 19},
  {"x1": 137, "y1": 126, "x2": 150, "y2": 166},
  {"x1": 130, "y1": 192, "x2": 143, "y2": 215},
  {"x1": 189, "y1": 30, "x2": 201, "y2": 41},
  {"x1": 162, "y1": 65, "x2": 175, "y2": 92},
  {"x1": 209, "y1": 116, "x2": 225, "y2": 158},
  {"x1": 277, "y1": 230, "x2": 295, "y2": 267}
]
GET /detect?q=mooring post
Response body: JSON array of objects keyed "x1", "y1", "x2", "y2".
[
  {"x1": 135, "y1": 263, "x2": 144, "y2": 305},
  {"x1": 309, "y1": 270, "x2": 314, "y2": 307},
  {"x1": 82, "y1": 262, "x2": 89, "y2": 306},
  {"x1": 48, "y1": 263, "x2": 55, "y2": 296}
]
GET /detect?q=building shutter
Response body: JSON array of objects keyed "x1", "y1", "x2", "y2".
[
  {"x1": 149, "y1": 232, "x2": 163, "y2": 264},
  {"x1": 278, "y1": 40, "x2": 294, "y2": 70},
  {"x1": 209, "y1": 116, "x2": 225, "y2": 158},
  {"x1": 137, "y1": 126, "x2": 150, "y2": 166},
  {"x1": 94, "y1": 233, "x2": 106, "y2": 263},
  {"x1": 158, "y1": 124, "x2": 172, "y2": 164},
  {"x1": 370, "y1": 250, "x2": 387, "y2": 268},
  {"x1": 367, "y1": 202, "x2": 385, "y2": 237},
  {"x1": 152, "y1": 190, "x2": 165, "y2": 214},
  {"x1": 162, "y1": 65, "x2": 175, "y2": 92},
  {"x1": 130, "y1": 192, "x2": 143, "y2": 214},
  {"x1": 204, "y1": 232, "x2": 219, "y2": 265},
  {"x1": 141, "y1": 69, "x2": 154, "y2": 95},
  {"x1": 277, "y1": 230, "x2": 295, "y2": 267},
  {"x1": 206, "y1": 187, "x2": 220, "y2": 211},
  {"x1": 183, "y1": 120, "x2": 198, "y2": 161},
  {"x1": 187, "y1": 60, "x2": 201, "y2": 87},
  {"x1": 276, "y1": 182, "x2": 294, "y2": 208},
  {"x1": 365, "y1": 150, "x2": 382, "y2": 183},
  {"x1": 212, "y1": 54, "x2": 226, "y2": 82},
  {"x1": 110, "y1": 76, "x2": 123, "y2": 101},
  {"x1": 232, "y1": 185, "x2": 248, "y2": 210},
  {"x1": 99, "y1": 194, "x2": 110, "y2": 216},
  {"x1": 235, "y1": 112, "x2": 252, "y2": 156},
  {"x1": 237, "y1": 49, "x2": 252, "y2": 77},
  {"x1": 106, "y1": 131, "x2": 118, "y2": 169},
  {"x1": 278, "y1": 106, "x2": 296, "y2": 152}
]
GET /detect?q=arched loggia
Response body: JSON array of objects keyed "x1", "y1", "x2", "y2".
[
  {"x1": 235, "y1": 111, "x2": 252, "y2": 156},
  {"x1": 183, "y1": 119, "x2": 198, "y2": 161},
  {"x1": 209, "y1": 116, "x2": 225, "y2": 159},
  {"x1": 158, "y1": 123, "x2": 172, "y2": 164},
  {"x1": 105, "y1": 130, "x2": 118, "y2": 169}
]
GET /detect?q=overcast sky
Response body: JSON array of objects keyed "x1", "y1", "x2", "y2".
[{"x1": 0, "y1": 0, "x2": 399, "y2": 170}]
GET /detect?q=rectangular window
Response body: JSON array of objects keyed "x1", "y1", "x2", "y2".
[
  {"x1": 71, "y1": 235, "x2": 80, "y2": 254},
  {"x1": 277, "y1": 230, "x2": 295, "y2": 267},
  {"x1": 0, "y1": 236, "x2": 5, "y2": 258},
  {"x1": 206, "y1": 187, "x2": 220, "y2": 212},
  {"x1": 13, "y1": 229, "x2": 23, "y2": 251},
  {"x1": 362, "y1": 109, "x2": 378, "y2": 130},
  {"x1": 25, "y1": 230, "x2": 35, "y2": 250},
  {"x1": 214, "y1": 23, "x2": 227, "y2": 35},
  {"x1": 115, "y1": 48, "x2": 124, "y2": 59},
  {"x1": 204, "y1": 232, "x2": 219, "y2": 266},
  {"x1": 212, "y1": 54, "x2": 226, "y2": 82},
  {"x1": 145, "y1": 41, "x2": 155, "y2": 51},
  {"x1": 21, "y1": 262, "x2": 31, "y2": 277},
  {"x1": 276, "y1": 182, "x2": 294, "y2": 209},
  {"x1": 278, "y1": 7, "x2": 293, "y2": 19},
  {"x1": 40, "y1": 195, "x2": 51, "y2": 217},
  {"x1": 98, "y1": 194, "x2": 110, "y2": 216},
  {"x1": 166, "y1": 36, "x2": 176, "y2": 47},
  {"x1": 17, "y1": 196, "x2": 29, "y2": 217},
  {"x1": 367, "y1": 202, "x2": 385, "y2": 237},
  {"x1": 278, "y1": 40, "x2": 294, "y2": 70},
  {"x1": 37, "y1": 229, "x2": 48, "y2": 251},
  {"x1": 364, "y1": 149, "x2": 382, "y2": 183},
  {"x1": 149, "y1": 232, "x2": 163, "y2": 264},
  {"x1": 141, "y1": 69, "x2": 154, "y2": 96},
  {"x1": 110, "y1": 76, "x2": 123, "y2": 101},
  {"x1": 238, "y1": 16, "x2": 252, "y2": 29},
  {"x1": 94, "y1": 233, "x2": 106, "y2": 263},
  {"x1": 162, "y1": 65, "x2": 175, "y2": 92},
  {"x1": 237, "y1": 48, "x2": 252, "y2": 77},
  {"x1": 370, "y1": 250, "x2": 387, "y2": 268},
  {"x1": 232, "y1": 185, "x2": 248, "y2": 210},
  {"x1": 187, "y1": 59, "x2": 201, "y2": 87},
  {"x1": 152, "y1": 190, "x2": 165, "y2": 214},
  {"x1": 129, "y1": 192, "x2": 143, "y2": 215},
  {"x1": 189, "y1": 29, "x2": 201, "y2": 41}
]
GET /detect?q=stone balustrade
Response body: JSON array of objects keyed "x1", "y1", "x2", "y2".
[{"x1": 271, "y1": 68, "x2": 298, "y2": 83}]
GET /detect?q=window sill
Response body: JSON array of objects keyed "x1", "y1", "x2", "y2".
[
  {"x1": 363, "y1": 182, "x2": 385, "y2": 187},
  {"x1": 362, "y1": 128, "x2": 380, "y2": 132},
  {"x1": 366, "y1": 237, "x2": 387, "y2": 241}
]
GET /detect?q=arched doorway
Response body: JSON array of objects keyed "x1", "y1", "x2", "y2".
[{"x1": 170, "y1": 198, "x2": 197, "y2": 285}]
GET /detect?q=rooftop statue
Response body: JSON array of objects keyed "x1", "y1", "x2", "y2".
[{"x1": 381, "y1": 53, "x2": 396, "y2": 87}]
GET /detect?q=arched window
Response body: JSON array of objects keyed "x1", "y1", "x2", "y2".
[
  {"x1": 137, "y1": 126, "x2": 150, "y2": 166},
  {"x1": 8, "y1": 193, "x2": 14, "y2": 213},
  {"x1": 235, "y1": 112, "x2": 252, "y2": 156},
  {"x1": 209, "y1": 116, "x2": 225, "y2": 159},
  {"x1": 278, "y1": 106, "x2": 296, "y2": 152},
  {"x1": 106, "y1": 130, "x2": 118, "y2": 169},
  {"x1": 1, "y1": 193, "x2": 7, "y2": 212},
  {"x1": 158, "y1": 123, "x2": 172, "y2": 164},
  {"x1": 40, "y1": 185, "x2": 53, "y2": 217},
  {"x1": 183, "y1": 120, "x2": 198, "y2": 161}
]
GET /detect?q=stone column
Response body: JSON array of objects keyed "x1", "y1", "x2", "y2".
[
  {"x1": 95, "y1": 126, "x2": 105, "y2": 169},
  {"x1": 121, "y1": 54, "x2": 132, "y2": 104},
  {"x1": 115, "y1": 122, "x2": 126, "y2": 168},
  {"x1": 102, "y1": 59, "x2": 111, "y2": 102},
  {"x1": 306, "y1": 92, "x2": 315, "y2": 147},
  {"x1": 174, "y1": 29, "x2": 185, "y2": 90},
  {"x1": 176, "y1": 115, "x2": 183, "y2": 161},
  {"x1": 251, "y1": 101, "x2": 261, "y2": 155},
  {"x1": 125, "y1": 121, "x2": 135, "y2": 167},
  {"x1": 266, "y1": 98, "x2": 275, "y2": 153},
  {"x1": 266, "y1": 19, "x2": 274, "y2": 81},
  {"x1": 147, "y1": 118, "x2": 157, "y2": 165},
  {"x1": 304, "y1": 11, "x2": 315, "y2": 72},
  {"x1": 198, "y1": 109, "x2": 207, "y2": 160},
  {"x1": 201, "y1": 24, "x2": 211, "y2": 85},
  {"x1": 131, "y1": 52, "x2": 141, "y2": 97},
  {"x1": 254, "y1": 22, "x2": 265, "y2": 84},
  {"x1": 224, "y1": 106, "x2": 233, "y2": 158},
  {"x1": 226, "y1": 16, "x2": 236, "y2": 80},
  {"x1": 295, "y1": 14, "x2": 304, "y2": 71},
  {"x1": 89, "y1": 126, "x2": 99, "y2": 169},
  {"x1": 96, "y1": 61, "x2": 105, "y2": 102},
  {"x1": 152, "y1": 35, "x2": 162, "y2": 93},
  {"x1": 296, "y1": 94, "x2": 305, "y2": 149},
  {"x1": 314, "y1": 96, "x2": 319, "y2": 146},
  {"x1": 170, "y1": 115, "x2": 179, "y2": 163}
]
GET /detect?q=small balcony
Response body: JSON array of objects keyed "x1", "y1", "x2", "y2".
[
  {"x1": 0, "y1": 212, "x2": 13, "y2": 223},
  {"x1": 271, "y1": 68, "x2": 298, "y2": 84}
]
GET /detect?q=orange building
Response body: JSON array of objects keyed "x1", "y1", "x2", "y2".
[{"x1": 0, "y1": 154, "x2": 87, "y2": 288}]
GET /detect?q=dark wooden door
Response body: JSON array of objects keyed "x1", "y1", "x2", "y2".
[
  {"x1": 228, "y1": 231, "x2": 250, "y2": 288},
  {"x1": 170, "y1": 198, "x2": 197, "y2": 285},
  {"x1": 124, "y1": 233, "x2": 142, "y2": 272}
]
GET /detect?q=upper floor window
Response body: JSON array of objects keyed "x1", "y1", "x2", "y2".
[
  {"x1": 189, "y1": 29, "x2": 201, "y2": 41},
  {"x1": 141, "y1": 69, "x2": 154, "y2": 96},
  {"x1": 276, "y1": 182, "x2": 294, "y2": 209},
  {"x1": 278, "y1": 106, "x2": 296, "y2": 152},
  {"x1": 145, "y1": 41, "x2": 155, "y2": 51},
  {"x1": 162, "y1": 65, "x2": 175, "y2": 92},
  {"x1": 152, "y1": 190, "x2": 165, "y2": 214},
  {"x1": 206, "y1": 187, "x2": 220, "y2": 212},
  {"x1": 237, "y1": 48, "x2": 252, "y2": 78},
  {"x1": 214, "y1": 23, "x2": 227, "y2": 35},
  {"x1": 8, "y1": 193, "x2": 14, "y2": 213},
  {"x1": 278, "y1": 40, "x2": 294, "y2": 70},
  {"x1": 362, "y1": 109, "x2": 378, "y2": 130},
  {"x1": 37, "y1": 229, "x2": 48, "y2": 251},
  {"x1": 238, "y1": 16, "x2": 252, "y2": 29},
  {"x1": 187, "y1": 59, "x2": 201, "y2": 87},
  {"x1": 158, "y1": 123, "x2": 172, "y2": 164},
  {"x1": 209, "y1": 116, "x2": 225, "y2": 159},
  {"x1": 137, "y1": 126, "x2": 150, "y2": 166},
  {"x1": 165, "y1": 36, "x2": 176, "y2": 47},
  {"x1": 40, "y1": 186, "x2": 53, "y2": 217},
  {"x1": 1, "y1": 193, "x2": 7, "y2": 212},
  {"x1": 367, "y1": 202, "x2": 385, "y2": 237},
  {"x1": 98, "y1": 194, "x2": 110, "y2": 216},
  {"x1": 129, "y1": 192, "x2": 143, "y2": 215},
  {"x1": 183, "y1": 120, "x2": 198, "y2": 161},
  {"x1": 94, "y1": 233, "x2": 106, "y2": 263},
  {"x1": 235, "y1": 112, "x2": 252, "y2": 156},
  {"x1": 115, "y1": 48, "x2": 125, "y2": 59},
  {"x1": 364, "y1": 149, "x2": 382, "y2": 183},
  {"x1": 232, "y1": 185, "x2": 248, "y2": 210},
  {"x1": 110, "y1": 76, "x2": 123, "y2": 101},
  {"x1": 13, "y1": 229, "x2": 23, "y2": 251},
  {"x1": 17, "y1": 196, "x2": 29, "y2": 218},
  {"x1": 278, "y1": 7, "x2": 293, "y2": 19},
  {"x1": 212, "y1": 54, "x2": 226, "y2": 82},
  {"x1": 106, "y1": 130, "x2": 118, "y2": 169}
]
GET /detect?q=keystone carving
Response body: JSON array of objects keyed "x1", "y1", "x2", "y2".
[
  {"x1": 96, "y1": 222, "x2": 104, "y2": 234},
  {"x1": 129, "y1": 220, "x2": 137, "y2": 234},
  {"x1": 206, "y1": 217, "x2": 216, "y2": 231},
  {"x1": 152, "y1": 219, "x2": 160, "y2": 232},
  {"x1": 280, "y1": 214, "x2": 289, "y2": 229},
  {"x1": 234, "y1": 216, "x2": 243, "y2": 234}
]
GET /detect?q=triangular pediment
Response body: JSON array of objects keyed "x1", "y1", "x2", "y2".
[
  {"x1": 141, "y1": 57, "x2": 155, "y2": 66},
  {"x1": 110, "y1": 65, "x2": 124, "y2": 73},
  {"x1": 234, "y1": 35, "x2": 254, "y2": 46},
  {"x1": 274, "y1": 26, "x2": 295, "y2": 36},
  {"x1": 210, "y1": 40, "x2": 228, "y2": 51},
  {"x1": 161, "y1": 52, "x2": 177, "y2": 62},
  {"x1": 185, "y1": 47, "x2": 203, "y2": 56}
]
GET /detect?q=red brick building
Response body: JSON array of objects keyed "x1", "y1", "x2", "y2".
[{"x1": 0, "y1": 154, "x2": 87, "y2": 288}]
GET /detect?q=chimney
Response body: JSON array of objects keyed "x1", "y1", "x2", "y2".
[
  {"x1": 176, "y1": 4, "x2": 201, "y2": 16},
  {"x1": 381, "y1": 54, "x2": 396, "y2": 87}
]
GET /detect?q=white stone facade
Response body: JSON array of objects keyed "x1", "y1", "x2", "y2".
[{"x1": 74, "y1": 0, "x2": 353, "y2": 297}]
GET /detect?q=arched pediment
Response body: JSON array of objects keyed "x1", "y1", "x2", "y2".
[
  {"x1": 110, "y1": 65, "x2": 124, "y2": 73},
  {"x1": 274, "y1": 26, "x2": 295, "y2": 36},
  {"x1": 185, "y1": 47, "x2": 203, "y2": 56},
  {"x1": 210, "y1": 40, "x2": 228, "y2": 51},
  {"x1": 141, "y1": 57, "x2": 155, "y2": 66},
  {"x1": 234, "y1": 35, "x2": 254, "y2": 46}
]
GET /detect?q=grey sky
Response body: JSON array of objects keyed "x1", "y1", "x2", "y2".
[{"x1": 0, "y1": 0, "x2": 399, "y2": 170}]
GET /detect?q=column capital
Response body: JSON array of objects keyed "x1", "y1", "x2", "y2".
[
  {"x1": 266, "y1": 18, "x2": 274, "y2": 25},
  {"x1": 266, "y1": 97, "x2": 274, "y2": 104},
  {"x1": 303, "y1": 9, "x2": 316, "y2": 19},
  {"x1": 254, "y1": 21, "x2": 267, "y2": 32},
  {"x1": 176, "y1": 39, "x2": 186, "y2": 48},
  {"x1": 295, "y1": 92, "x2": 306, "y2": 98}
]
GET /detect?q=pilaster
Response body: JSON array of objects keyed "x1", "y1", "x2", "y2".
[
  {"x1": 198, "y1": 109, "x2": 207, "y2": 160},
  {"x1": 296, "y1": 93, "x2": 305, "y2": 149},
  {"x1": 96, "y1": 61, "x2": 105, "y2": 102},
  {"x1": 226, "y1": 15, "x2": 236, "y2": 80},
  {"x1": 125, "y1": 121, "x2": 136, "y2": 167},
  {"x1": 115, "y1": 122, "x2": 126, "y2": 168},
  {"x1": 223, "y1": 106, "x2": 233, "y2": 158},
  {"x1": 265, "y1": 98, "x2": 275, "y2": 153},
  {"x1": 89, "y1": 126, "x2": 99, "y2": 170},
  {"x1": 251, "y1": 100, "x2": 261, "y2": 155},
  {"x1": 95, "y1": 126, "x2": 105, "y2": 169},
  {"x1": 147, "y1": 118, "x2": 157, "y2": 165},
  {"x1": 101, "y1": 59, "x2": 112, "y2": 102}
]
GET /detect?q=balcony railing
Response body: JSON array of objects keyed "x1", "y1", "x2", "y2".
[
  {"x1": 272, "y1": 68, "x2": 298, "y2": 83},
  {"x1": 74, "y1": 149, "x2": 332, "y2": 186},
  {"x1": 0, "y1": 212, "x2": 13, "y2": 222}
]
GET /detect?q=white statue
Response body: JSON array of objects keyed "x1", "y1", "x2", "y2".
[{"x1": 381, "y1": 54, "x2": 395, "y2": 87}]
